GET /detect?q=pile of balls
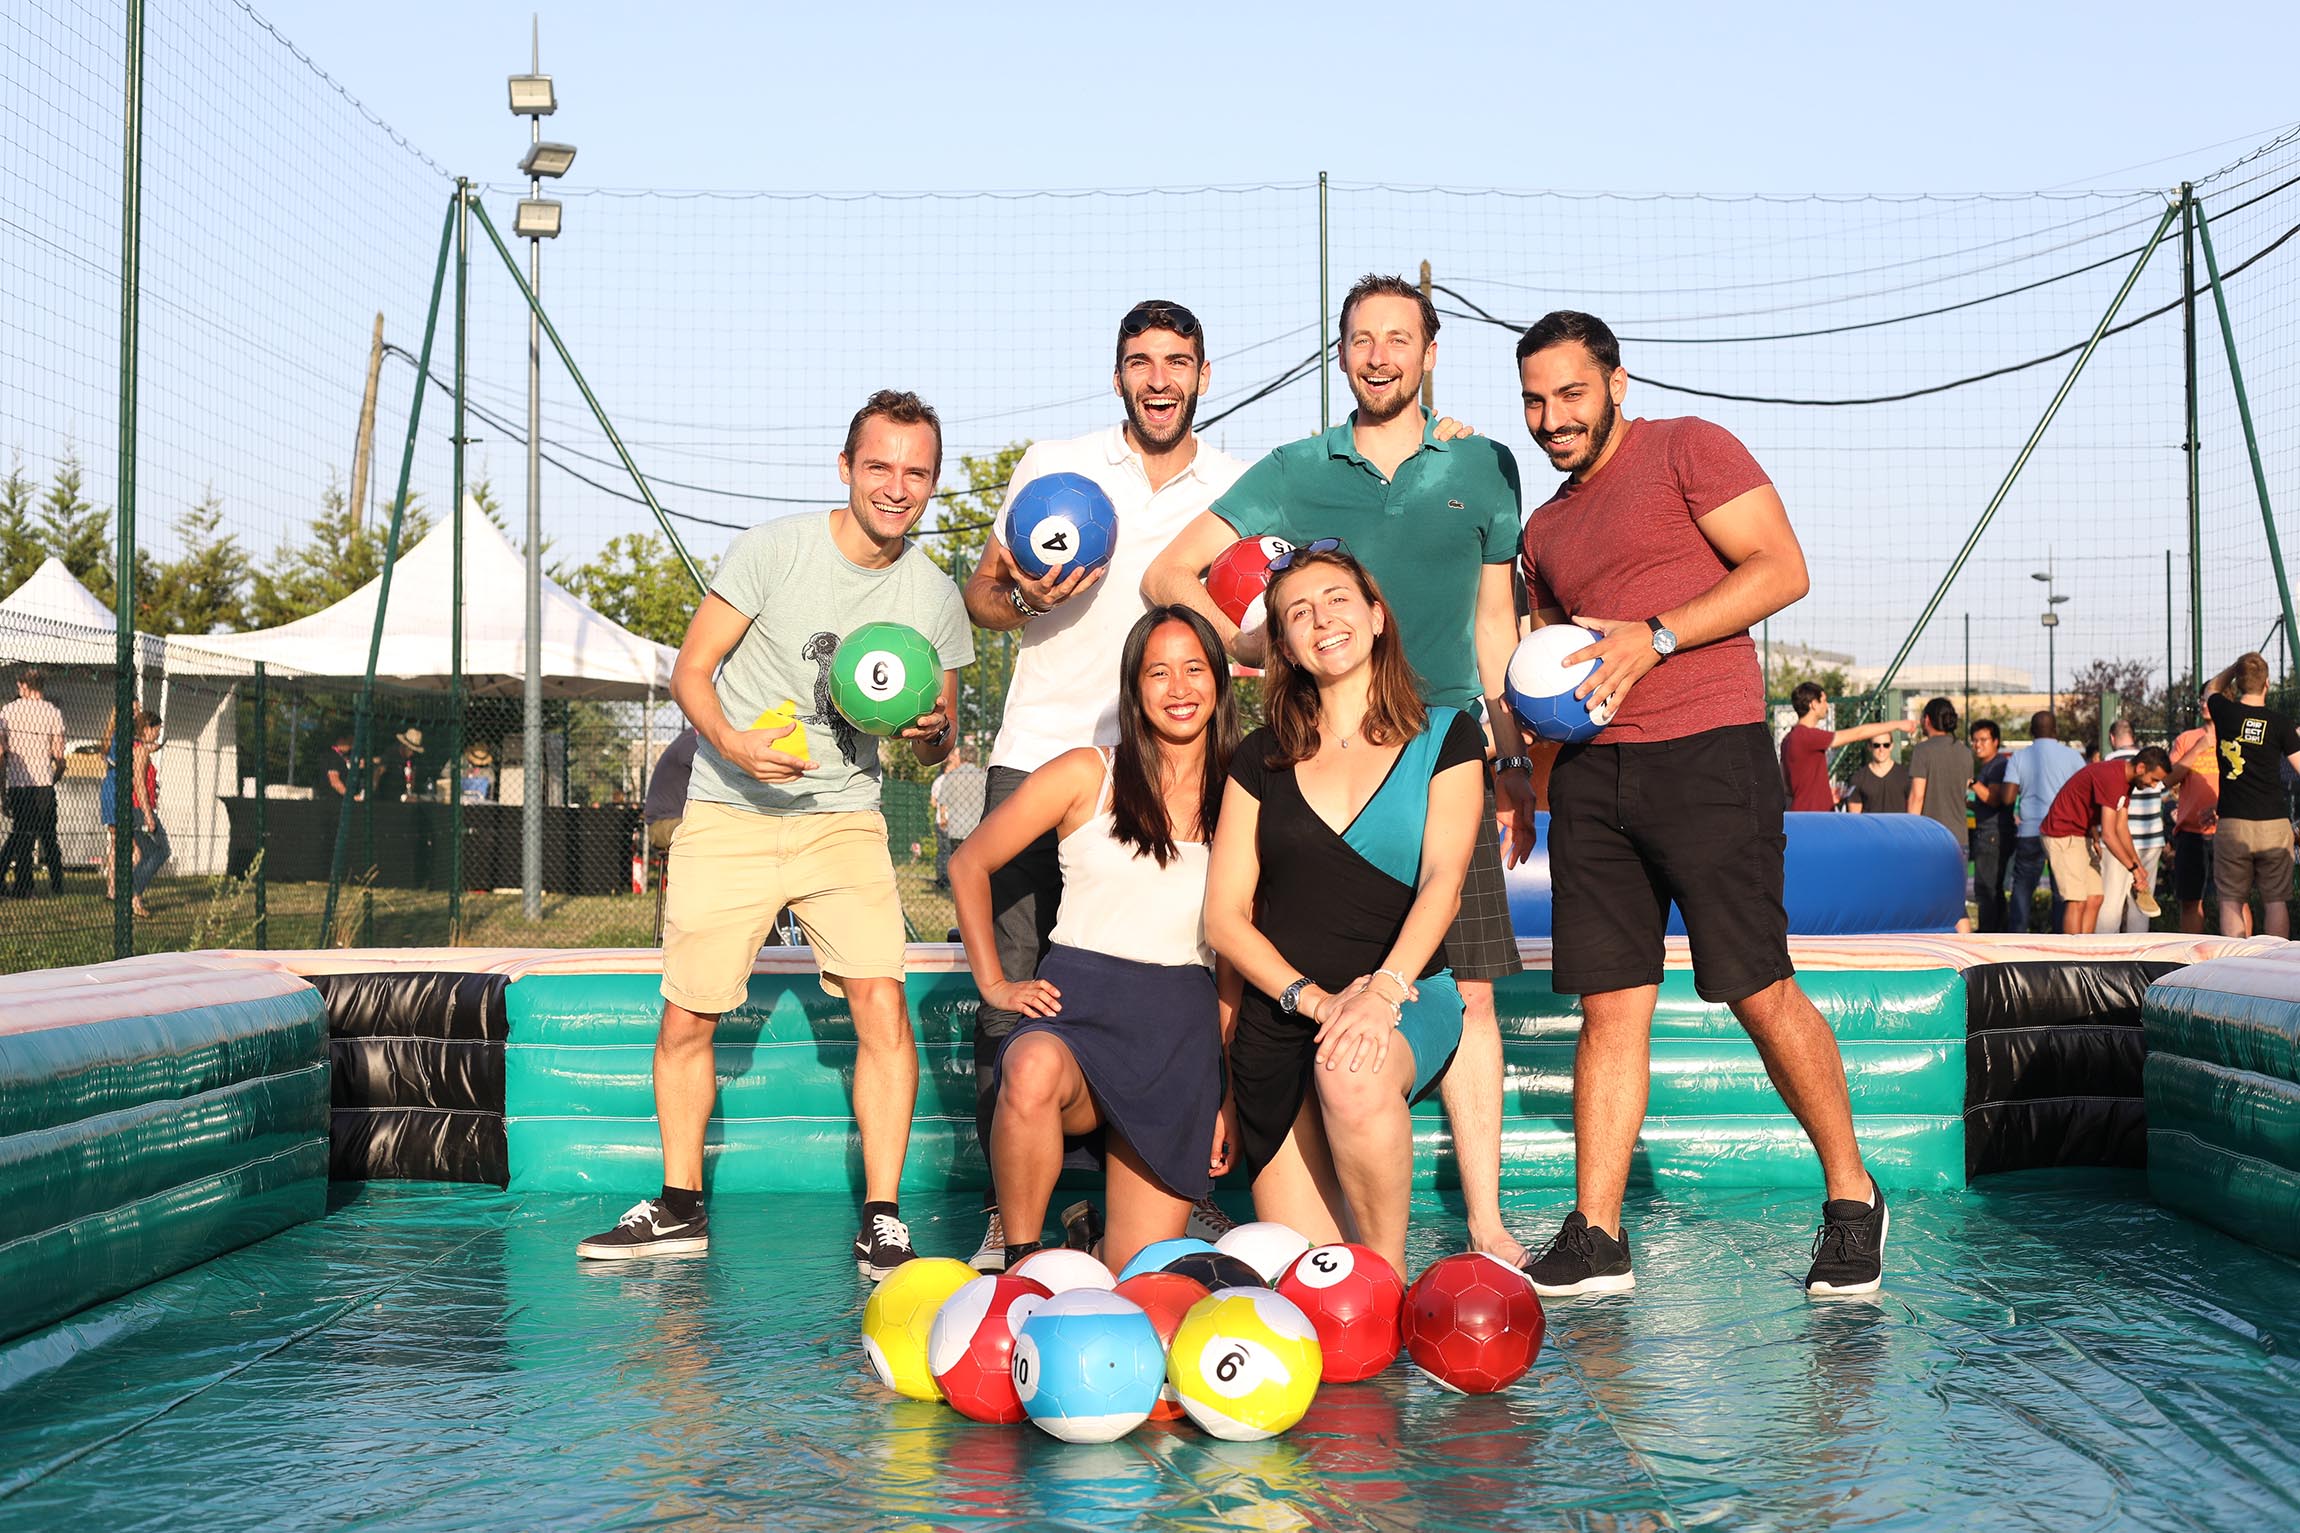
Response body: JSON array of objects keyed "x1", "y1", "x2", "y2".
[{"x1": 861, "y1": 1219, "x2": 1546, "y2": 1443}]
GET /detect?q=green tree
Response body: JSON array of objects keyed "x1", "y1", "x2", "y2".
[
  {"x1": 0, "y1": 455, "x2": 38, "y2": 594},
  {"x1": 39, "y1": 447, "x2": 113, "y2": 604},
  {"x1": 2059, "y1": 657, "x2": 2166, "y2": 746},
  {"x1": 141, "y1": 489, "x2": 249, "y2": 636},
  {"x1": 557, "y1": 531, "x2": 697, "y2": 648},
  {"x1": 247, "y1": 472, "x2": 430, "y2": 628}
]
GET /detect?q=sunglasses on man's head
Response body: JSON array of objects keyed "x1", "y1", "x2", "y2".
[
  {"x1": 1119, "y1": 300, "x2": 1203, "y2": 339},
  {"x1": 1266, "y1": 537, "x2": 1346, "y2": 573}
]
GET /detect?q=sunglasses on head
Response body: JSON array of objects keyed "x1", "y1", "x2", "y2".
[
  {"x1": 1119, "y1": 300, "x2": 1203, "y2": 340},
  {"x1": 1266, "y1": 537, "x2": 1346, "y2": 573}
]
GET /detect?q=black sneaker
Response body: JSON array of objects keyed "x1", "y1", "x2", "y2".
[
  {"x1": 1805, "y1": 1180, "x2": 1888, "y2": 1296},
  {"x1": 1522, "y1": 1211, "x2": 1636, "y2": 1297},
  {"x1": 854, "y1": 1210, "x2": 917, "y2": 1281},
  {"x1": 1186, "y1": 1194, "x2": 1235, "y2": 1242},
  {"x1": 1061, "y1": 1199, "x2": 1106, "y2": 1256},
  {"x1": 970, "y1": 1208, "x2": 1007, "y2": 1274},
  {"x1": 575, "y1": 1198, "x2": 708, "y2": 1261}
]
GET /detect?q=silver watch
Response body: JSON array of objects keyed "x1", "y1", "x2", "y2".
[{"x1": 1645, "y1": 616, "x2": 1678, "y2": 658}]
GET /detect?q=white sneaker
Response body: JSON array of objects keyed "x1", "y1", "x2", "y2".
[{"x1": 969, "y1": 1208, "x2": 1006, "y2": 1273}]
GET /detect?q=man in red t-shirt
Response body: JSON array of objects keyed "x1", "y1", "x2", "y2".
[
  {"x1": 2040, "y1": 747, "x2": 2171, "y2": 935},
  {"x1": 1513, "y1": 310, "x2": 1885, "y2": 1301},
  {"x1": 1779, "y1": 682, "x2": 1912, "y2": 812}
]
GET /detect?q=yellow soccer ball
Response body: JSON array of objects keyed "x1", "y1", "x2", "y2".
[
  {"x1": 1166, "y1": 1287, "x2": 1322, "y2": 1441},
  {"x1": 751, "y1": 699, "x2": 811, "y2": 762},
  {"x1": 863, "y1": 1257, "x2": 978, "y2": 1401}
]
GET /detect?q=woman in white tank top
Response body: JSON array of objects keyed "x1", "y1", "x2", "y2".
[{"x1": 951, "y1": 607, "x2": 1240, "y2": 1277}]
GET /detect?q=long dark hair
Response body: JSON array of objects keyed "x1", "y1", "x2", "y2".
[
  {"x1": 1261, "y1": 548, "x2": 1426, "y2": 767},
  {"x1": 1110, "y1": 606, "x2": 1238, "y2": 866}
]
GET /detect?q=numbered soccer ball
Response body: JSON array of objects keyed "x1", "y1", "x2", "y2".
[
  {"x1": 927, "y1": 1272, "x2": 1054, "y2": 1423},
  {"x1": 1112, "y1": 1270, "x2": 1211, "y2": 1421},
  {"x1": 1009, "y1": 1246, "x2": 1116, "y2": 1294},
  {"x1": 829, "y1": 622, "x2": 944, "y2": 737},
  {"x1": 1204, "y1": 535, "x2": 1292, "y2": 633},
  {"x1": 1167, "y1": 1287, "x2": 1323, "y2": 1441},
  {"x1": 1011, "y1": 1289, "x2": 1167, "y2": 1443},
  {"x1": 1402, "y1": 1253, "x2": 1545, "y2": 1395},
  {"x1": 1115, "y1": 1236, "x2": 1217, "y2": 1283},
  {"x1": 1005, "y1": 472, "x2": 1118, "y2": 580},
  {"x1": 1160, "y1": 1249, "x2": 1265, "y2": 1294},
  {"x1": 1216, "y1": 1221, "x2": 1314, "y2": 1284},
  {"x1": 861, "y1": 1256, "x2": 981, "y2": 1401},
  {"x1": 1505, "y1": 624, "x2": 1615, "y2": 744},
  {"x1": 1276, "y1": 1242, "x2": 1406, "y2": 1383}
]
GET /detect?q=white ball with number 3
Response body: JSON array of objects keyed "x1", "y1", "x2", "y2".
[{"x1": 1166, "y1": 1287, "x2": 1322, "y2": 1441}]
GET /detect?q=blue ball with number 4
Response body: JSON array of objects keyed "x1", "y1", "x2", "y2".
[{"x1": 1006, "y1": 472, "x2": 1117, "y2": 580}]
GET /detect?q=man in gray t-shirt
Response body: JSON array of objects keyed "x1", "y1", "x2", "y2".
[
  {"x1": 1906, "y1": 697, "x2": 1974, "y2": 847},
  {"x1": 579, "y1": 390, "x2": 974, "y2": 1280}
]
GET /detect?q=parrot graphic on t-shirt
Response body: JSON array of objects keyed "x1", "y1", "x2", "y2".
[{"x1": 801, "y1": 630, "x2": 864, "y2": 768}]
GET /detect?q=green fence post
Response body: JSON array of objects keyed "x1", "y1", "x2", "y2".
[
  {"x1": 2193, "y1": 198, "x2": 2300, "y2": 686},
  {"x1": 2183, "y1": 184, "x2": 2203, "y2": 730},
  {"x1": 450, "y1": 181, "x2": 470, "y2": 942},
  {"x1": 254, "y1": 660, "x2": 268, "y2": 949},
  {"x1": 111, "y1": 0, "x2": 145, "y2": 961}
]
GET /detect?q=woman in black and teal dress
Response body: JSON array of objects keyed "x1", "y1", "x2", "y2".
[{"x1": 1206, "y1": 544, "x2": 1484, "y2": 1280}]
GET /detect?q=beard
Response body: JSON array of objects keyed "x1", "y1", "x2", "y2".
[
  {"x1": 1347, "y1": 369, "x2": 1419, "y2": 426},
  {"x1": 1122, "y1": 385, "x2": 1199, "y2": 451},
  {"x1": 1546, "y1": 390, "x2": 1620, "y2": 475}
]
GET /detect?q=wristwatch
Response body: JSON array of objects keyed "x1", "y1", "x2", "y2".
[
  {"x1": 1277, "y1": 977, "x2": 1312, "y2": 1016},
  {"x1": 1494, "y1": 755, "x2": 1535, "y2": 776},
  {"x1": 1008, "y1": 585, "x2": 1046, "y2": 623},
  {"x1": 1645, "y1": 617, "x2": 1678, "y2": 659}
]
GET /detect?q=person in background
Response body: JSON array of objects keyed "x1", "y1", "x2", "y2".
[
  {"x1": 931, "y1": 742, "x2": 987, "y2": 892},
  {"x1": 127, "y1": 709, "x2": 169, "y2": 918},
  {"x1": 1845, "y1": 737, "x2": 1910, "y2": 814},
  {"x1": 1777, "y1": 682, "x2": 1910, "y2": 812},
  {"x1": 2097, "y1": 719, "x2": 2167, "y2": 932},
  {"x1": 1968, "y1": 719, "x2": 2017, "y2": 931},
  {"x1": 323, "y1": 733, "x2": 358, "y2": 801},
  {"x1": 389, "y1": 728, "x2": 425, "y2": 802},
  {"x1": 2167, "y1": 717, "x2": 2221, "y2": 933},
  {"x1": 642, "y1": 727, "x2": 697, "y2": 850},
  {"x1": 0, "y1": 667, "x2": 67, "y2": 899},
  {"x1": 2040, "y1": 746, "x2": 2171, "y2": 935},
  {"x1": 1904, "y1": 698, "x2": 1975, "y2": 931},
  {"x1": 2204, "y1": 652, "x2": 2300, "y2": 939},
  {"x1": 2004, "y1": 710, "x2": 2085, "y2": 933}
]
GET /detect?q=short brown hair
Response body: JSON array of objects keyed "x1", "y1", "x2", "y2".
[
  {"x1": 2234, "y1": 651, "x2": 2272, "y2": 695},
  {"x1": 17, "y1": 667, "x2": 43, "y2": 693},
  {"x1": 841, "y1": 389, "x2": 943, "y2": 477},
  {"x1": 1260, "y1": 548, "x2": 1426, "y2": 767},
  {"x1": 1339, "y1": 273, "x2": 1439, "y2": 349}
]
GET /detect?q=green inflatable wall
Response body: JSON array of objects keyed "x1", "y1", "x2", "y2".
[
  {"x1": 503, "y1": 964, "x2": 1964, "y2": 1195},
  {"x1": 2146, "y1": 961, "x2": 2300, "y2": 1257}
]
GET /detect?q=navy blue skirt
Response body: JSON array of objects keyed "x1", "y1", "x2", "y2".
[{"x1": 993, "y1": 944, "x2": 1223, "y2": 1200}]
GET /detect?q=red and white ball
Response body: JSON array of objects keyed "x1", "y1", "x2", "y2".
[
  {"x1": 1402, "y1": 1252, "x2": 1545, "y2": 1395},
  {"x1": 927, "y1": 1273, "x2": 1054, "y2": 1423},
  {"x1": 1276, "y1": 1241, "x2": 1405, "y2": 1382},
  {"x1": 1112, "y1": 1270, "x2": 1210, "y2": 1421},
  {"x1": 1205, "y1": 535, "x2": 1292, "y2": 633}
]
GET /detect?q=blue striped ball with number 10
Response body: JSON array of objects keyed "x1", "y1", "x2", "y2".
[{"x1": 1010, "y1": 1289, "x2": 1166, "y2": 1443}]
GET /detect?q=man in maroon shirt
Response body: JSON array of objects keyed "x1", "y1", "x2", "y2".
[
  {"x1": 2040, "y1": 747, "x2": 2170, "y2": 935},
  {"x1": 1779, "y1": 682, "x2": 1912, "y2": 812},
  {"x1": 1514, "y1": 311, "x2": 1886, "y2": 1300}
]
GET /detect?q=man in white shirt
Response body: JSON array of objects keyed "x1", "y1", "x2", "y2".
[
  {"x1": 2003, "y1": 710, "x2": 2085, "y2": 934},
  {"x1": 1, "y1": 667, "x2": 68, "y2": 899},
  {"x1": 959, "y1": 299, "x2": 1247, "y2": 1268}
]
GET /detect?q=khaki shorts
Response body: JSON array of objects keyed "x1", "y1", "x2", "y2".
[
  {"x1": 2044, "y1": 834, "x2": 2101, "y2": 902},
  {"x1": 661, "y1": 801, "x2": 905, "y2": 1013},
  {"x1": 2213, "y1": 815, "x2": 2295, "y2": 904}
]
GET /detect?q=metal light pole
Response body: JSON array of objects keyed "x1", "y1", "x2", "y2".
[
  {"x1": 508, "y1": 19, "x2": 572, "y2": 922},
  {"x1": 2031, "y1": 557, "x2": 2069, "y2": 718}
]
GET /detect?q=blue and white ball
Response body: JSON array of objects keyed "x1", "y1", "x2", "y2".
[
  {"x1": 1010, "y1": 1289, "x2": 1167, "y2": 1443},
  {"x1": 1506, "y1": 624, "x2": 1615, "y2": 744},
  {"x1": 1116, "y1": 1236, "x2": 1217, "y2": 1284},
  {"x1": 1005, "y1": 472, "x2": 1118, "y2": 580}
]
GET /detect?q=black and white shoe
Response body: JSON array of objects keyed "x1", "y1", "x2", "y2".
[
  {"x1": 1522, "y1": 1211, "x2": 1636, "y2": 1297},
  {"x1": 854, "y1": 1211, "x2": 918, "y2": 1281},
  {"x1": 1061, "y1": 1199, "x2": 1106, "y2": 1257},
  {"x1": 970, "y1": 1208, "x2": 1007, "y2": 1274},
  {"x1": 575, "y1": 1199, "x2": 709, "y2": 1261},
  {"x1": 1186, "y1": 1195, "x2": 1235, "y2": 1242},
  {"x1": 1805, "y1": 1180, "x2": 1888, "y2": 1296}
]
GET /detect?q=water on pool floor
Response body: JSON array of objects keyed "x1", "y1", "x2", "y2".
[{"x1": 2, "y1": 1173, "x2": 2295, "y2": 1531}]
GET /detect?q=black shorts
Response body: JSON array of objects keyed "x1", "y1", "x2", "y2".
[
  {"x1": 1445, "y1": 785, "x2": 1524, "y2": 983},
  {"x1": 1546, "y1": 721, "x2": 1793, "y2": 1005},
  {"x1": 2172, "y1": 828, "x2": 2216, "y2": 903}
]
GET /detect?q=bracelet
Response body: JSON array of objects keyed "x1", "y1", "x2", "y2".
[
  {"x1": 1007, "y1": 585, "x2": 1046, "y2": 622},
  {"x1": 1374, "y1": 967, "x2": 1413, "y2": 1000}
]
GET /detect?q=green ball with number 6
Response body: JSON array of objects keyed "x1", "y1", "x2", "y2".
[{"x1": 828, "y1": 622, "x2": 942, "y2": 737}]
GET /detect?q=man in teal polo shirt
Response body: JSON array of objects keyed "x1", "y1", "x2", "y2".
[{"x1": 1145, "y1": 272, "x2": 1534, "y2": 1266}]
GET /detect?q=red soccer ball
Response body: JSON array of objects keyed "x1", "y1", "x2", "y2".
[
  {"x1": 1204, "y1": 535, "x2": 1293, "y2": 629},
  {"x1": 1112, "y1": 1270, "x2": 1210, "y2": 1421},
  {"x1": 1401, "y1": 1253, "x2": 1544, "y2": 1395},
  {"x1": 926, "y1": 1273, "x2": 1053, "y2": 1423},
  {"x1": 1276, "y1": 1242, "x2": 1405, "y2": 1383}
]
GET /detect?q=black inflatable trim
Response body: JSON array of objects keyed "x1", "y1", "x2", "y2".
[
  {"x1": 311, "y1": 972, "x2": 508, "y2": 1186},
  {"x1": 1963, "y1": 960, "x2": 2181, "y2": 1178}
]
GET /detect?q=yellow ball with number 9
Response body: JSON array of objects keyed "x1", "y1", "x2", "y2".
[{"x1": 1166, "y1": 1287, "x2": 1322, "y2": 1441}]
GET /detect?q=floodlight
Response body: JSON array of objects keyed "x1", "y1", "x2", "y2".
[
  {"x1": 2040, "y1": 612, "x2": 2060, "y2": 629},
  {"x1": 508, "y1": 74, "x2": 556, "y2": 115},
  {"x1": 519, "y1": 141, "x2": 578, "y2": 179},
  {"x1": 2029, "y1": 571, "x2": 2051, "y2": 582},
  {"x1": 514, "y1": 198, "x2": 563, "y2": 239}
]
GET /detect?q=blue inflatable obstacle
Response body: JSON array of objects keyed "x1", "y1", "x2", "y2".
[{"x1": 1507, "y1": 810, "x2": 1967, "y2": 938}]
